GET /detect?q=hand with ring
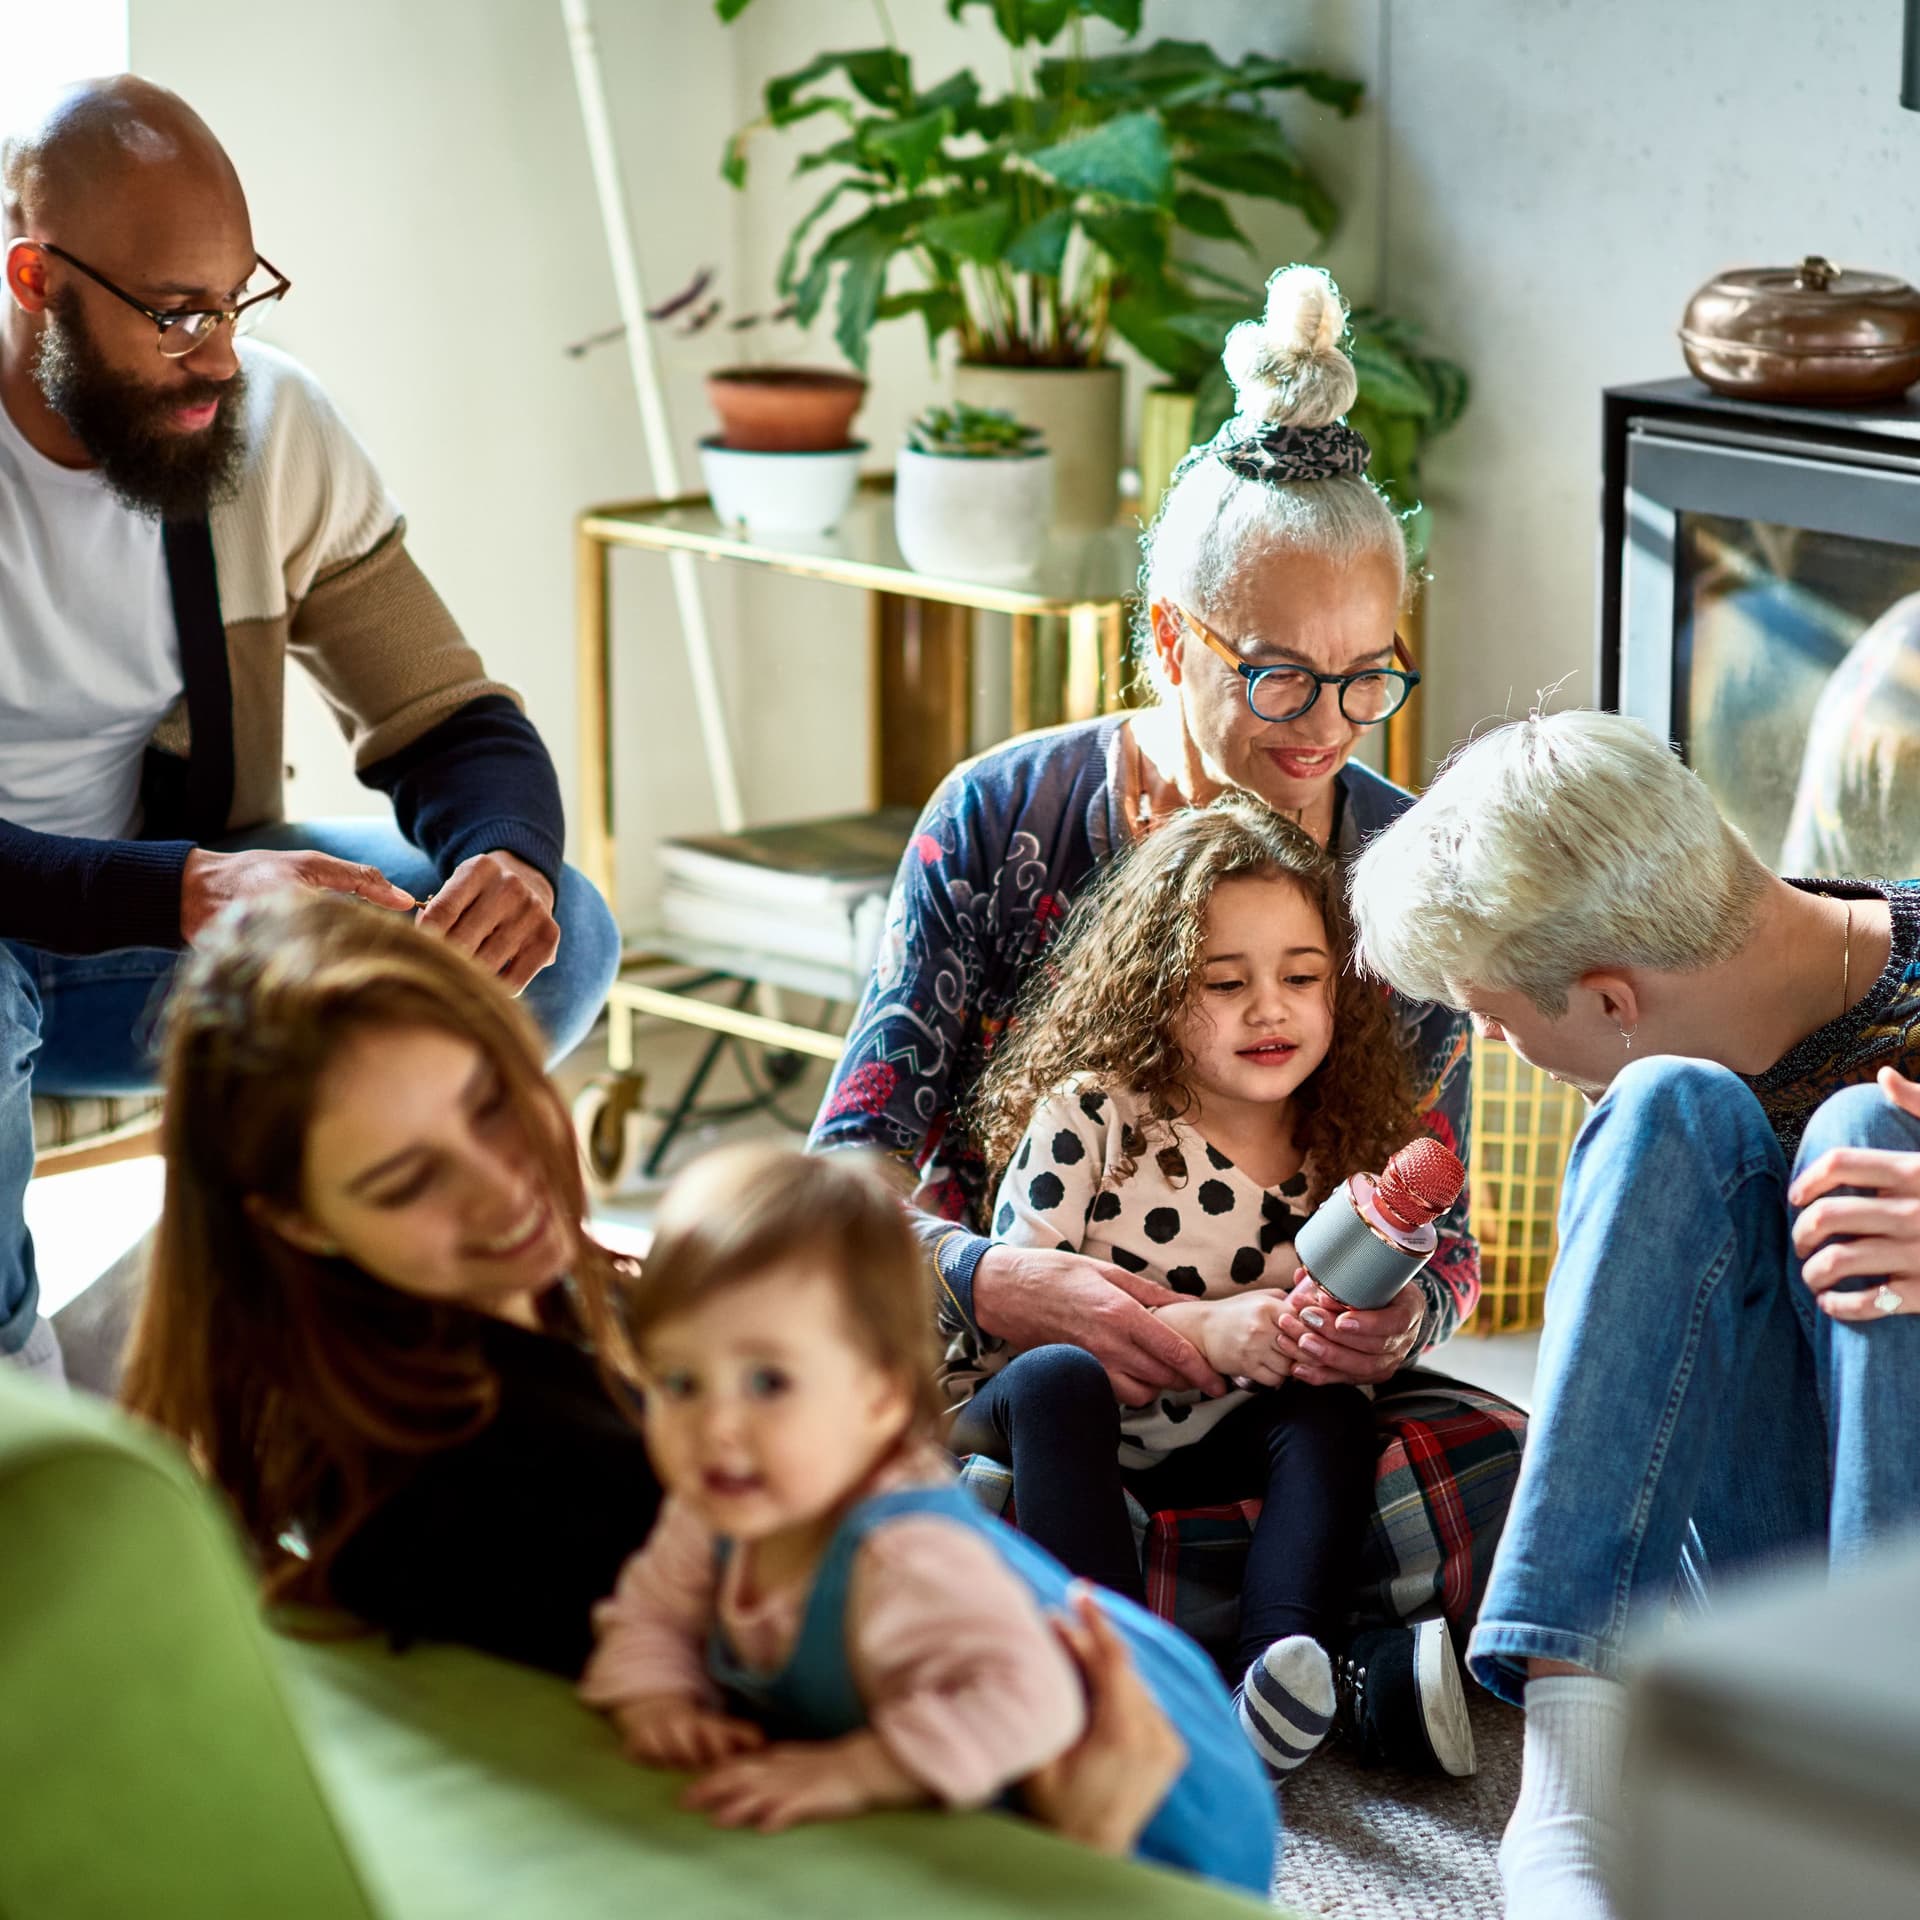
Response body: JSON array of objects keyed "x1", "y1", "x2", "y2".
[
  {"x1": 1272, "y1": 1266, "x2": 1424, "y2": 1386},
  {"x1": 1788, "y1": 1066, "x2": 1920, "y2": 1323}
]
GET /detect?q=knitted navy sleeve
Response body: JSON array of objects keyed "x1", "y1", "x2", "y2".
[
  {"x1": 0, "y1": 817, "x2": 193, "y2": 954},
  {"x1": 358, "y1": 694, "x2": 566, "y2": 892}
]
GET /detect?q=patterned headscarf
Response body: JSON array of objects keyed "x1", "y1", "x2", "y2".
[{"x1": 1218, "y1": 420, "x2": 1371, "y2": 486}]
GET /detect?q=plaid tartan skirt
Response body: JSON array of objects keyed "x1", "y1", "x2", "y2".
[{"x1": 958, "y1": 1367, "x2": 1526, "y2": 1668}]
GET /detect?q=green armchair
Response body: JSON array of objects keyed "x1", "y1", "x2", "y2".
[{"x1": 0, "y1": 1370, "x2": 1280, "y2": 1919}]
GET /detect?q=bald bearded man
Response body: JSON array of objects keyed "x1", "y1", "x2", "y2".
[{"x1": 0, "y1": 78, "x2": 619, "y2": 1380}]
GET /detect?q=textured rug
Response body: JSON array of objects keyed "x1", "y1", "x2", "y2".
[{"x1": 1275, "y1": 1687, "x2": 1522, "y2": 1918}]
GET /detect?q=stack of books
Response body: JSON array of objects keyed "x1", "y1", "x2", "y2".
[{"x1": 658, "y1": 807, "x2": 919, "y2": 980}]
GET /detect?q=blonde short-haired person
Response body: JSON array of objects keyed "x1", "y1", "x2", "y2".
[{"x1": 1349, "y1": 708, "x2": 1920, "y2": 1920}]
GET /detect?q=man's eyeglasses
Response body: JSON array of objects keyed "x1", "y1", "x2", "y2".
[
  {"x1": 1175, "y1": 603, "x2": 1420, "y2": 726},
  {"x1": 36, "y1": 242, "x2": 290, "y2": 359}
]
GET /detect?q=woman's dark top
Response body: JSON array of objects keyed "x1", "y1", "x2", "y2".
[{"x1": 328, "y1": 1311, "x2": 661, "y2": 1678}]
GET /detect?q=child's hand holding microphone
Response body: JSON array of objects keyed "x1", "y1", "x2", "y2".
[{"x1": 1280, "y1": 1137, "x2": 1466, "y2": 1385}]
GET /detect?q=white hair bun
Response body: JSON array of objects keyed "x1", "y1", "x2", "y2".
[{"x1": 1222, "y1": 264, "x2": 1358, "y2": 430}]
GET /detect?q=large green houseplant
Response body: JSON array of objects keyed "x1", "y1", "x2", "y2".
[{"x1": 714, "y1": 0, "x2": 1466, "y2": 531}]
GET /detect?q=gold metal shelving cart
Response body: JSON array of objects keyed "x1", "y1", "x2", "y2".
[{"x1": 571, "y1": 477, "x2": 1144, "y2": 1180}]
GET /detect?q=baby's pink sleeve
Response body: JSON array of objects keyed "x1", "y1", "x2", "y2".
[
  {"x1": 578, "y1": 1495, "x2": 719, "y2": 1711},
  {"x1": 848, "y1": 1516, "x2": 1086, "y2": 1809}
]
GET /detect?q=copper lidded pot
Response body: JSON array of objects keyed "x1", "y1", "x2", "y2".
[{"x1": 1679, "y1": 256, "x2": 1920, "y2": 405}]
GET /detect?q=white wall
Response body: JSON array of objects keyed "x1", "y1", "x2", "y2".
[
  {"x1": 1380, "y1": 0, "x2": 1920, "y2": 769},
  {"x1": 0, "y1": 1, "x2": 127, "y2": 131},
  {"x1": 130, "y1": 0, "x2": 744, "y2": 920}
]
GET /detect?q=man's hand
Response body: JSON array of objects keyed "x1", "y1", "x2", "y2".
[
  {"x1": 609, "y1": 1694, "x2": 765, "y2": 1770},
  {"x1": 1153, "y1": 1291, "x2": 1292, "y2": 1386},
  {"x1": 1273, "y1": 1268, "x2": 1424, "y2": 1386},
  {"x1": 971, "y1": 1242, "x2": 1226, "y2": 1408},
  {"x1": 679, "y1": 1732, "x2": 926, "y2": 1833},
  {"x1": 180, "y1": 846, "x2": 416, "y2": 943},
  {"x1": 416, "y1": 850, "x2": 559, "y2": 992},
  {"x1": 1790, "y1": 1065, "x2": 1920, "y2": 1321}
]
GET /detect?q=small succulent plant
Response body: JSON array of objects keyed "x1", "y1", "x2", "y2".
[{"x1": 906, "y1": 403, "x2": 1046, "y2": 459}]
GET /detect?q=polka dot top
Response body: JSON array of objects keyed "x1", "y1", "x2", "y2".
[{"x1": 951, "y1": 1079, "x2": 1315, "y2": 1466}]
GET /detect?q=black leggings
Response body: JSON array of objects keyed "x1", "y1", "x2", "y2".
[{"x1": 949, "y1": 1343, "x2": 1378, "y2": 1671}]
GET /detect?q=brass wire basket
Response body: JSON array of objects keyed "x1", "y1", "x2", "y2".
[{"x1": 1466, "y1": 1036, "x2": 1590, "y2": 1334}]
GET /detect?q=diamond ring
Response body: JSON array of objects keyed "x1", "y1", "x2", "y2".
[{"x1": 1872, "y1": 1284, "x2": 1904, "y2": 1316}]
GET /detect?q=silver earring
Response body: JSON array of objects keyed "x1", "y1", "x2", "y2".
[{"x1": 1620, "y1": 1026, "x2": 1636, "y2": 1053}]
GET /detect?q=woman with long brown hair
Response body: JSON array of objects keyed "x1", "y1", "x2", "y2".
[
  {"x1": 116, "y1": 890, "x2": 1201, "y2": 1861},
  {"x1": 121, "y1": 889, "x2": 657, "y2": 1675}
]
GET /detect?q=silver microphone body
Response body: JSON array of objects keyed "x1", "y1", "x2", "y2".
[{"x1": 1292, "y1": 1174, "x2": 1438, "y2": 1311}]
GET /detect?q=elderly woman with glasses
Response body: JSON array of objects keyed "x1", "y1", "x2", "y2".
[{"x1": 813, "y1": 266, "x2": 1523, "y2": 1670}]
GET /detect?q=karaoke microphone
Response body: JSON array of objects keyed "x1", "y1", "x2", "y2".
[{"x1": 1291, "y1": 1135, "x2": 1467, "y2": 1311}]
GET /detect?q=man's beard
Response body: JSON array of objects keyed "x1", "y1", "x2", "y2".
[{"x1": 31, "y1": 289, "x2": 248, "y2": 520}]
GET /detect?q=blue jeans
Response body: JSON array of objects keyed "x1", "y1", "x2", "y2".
[
  {"x1": 1469, "y1": 1057, "x2": 1920, "y2": 1702},
  {"x1": 0, "y1": 818, "x2": 621, "y2": 1354}
]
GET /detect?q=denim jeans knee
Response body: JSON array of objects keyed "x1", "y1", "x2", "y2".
[
  {"x1": 1787, "y1": 1078, "x2": 1920, "y2": 1553},
  {"x1": 1467, "y1": 1048, "x2": 1818, "y2": 1700},
  {"x1": 1597, "y1": 1054, "x2": 1768, "y2": 1147},
  {"x1": 0, "y1": 945, "x2": 43, "y2": 1351},
  {"x1": 534, "y1": 867, "x2": 620, "y2": 1065},
  {"x1": 1794, "y1": 1078, "x2": 1920, "y2": 1171}
]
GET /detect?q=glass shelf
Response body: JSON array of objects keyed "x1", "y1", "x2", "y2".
[
  {"x1": 577, "y1": 477, "x2": 1144, "y2": 1077},
  {"x1": 581, "y1": 476, "x2": 1143, "y2": 616}
]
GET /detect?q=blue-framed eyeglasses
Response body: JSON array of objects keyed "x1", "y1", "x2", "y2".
[{"x1": 1176, "y1": 603, "x2": 1420, "y2": 726}]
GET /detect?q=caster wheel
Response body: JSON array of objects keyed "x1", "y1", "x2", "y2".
[
  {"x1": 761, "y1": 1048, "x2": 809, "y2": 1089},
  {"x1": 573, "y1": 1074, "x2": 654, "y2": 1196}
]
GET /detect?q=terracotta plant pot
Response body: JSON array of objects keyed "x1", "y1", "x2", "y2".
[{"x1": 705, "y1": 366, "x2": 867, "y2": 452}]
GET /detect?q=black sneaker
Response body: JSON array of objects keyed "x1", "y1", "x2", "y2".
[{"x1": 1331, "y1": 1620, "x2": 1476, "y2": 1777}]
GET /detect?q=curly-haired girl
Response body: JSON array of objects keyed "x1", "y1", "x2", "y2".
[{"x1": 957, "y1": 793, "x2": 1473, "y2": 1783}]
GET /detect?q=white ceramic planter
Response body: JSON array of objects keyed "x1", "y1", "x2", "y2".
[
  {"x1": 892, "y1": 447, "x2": 1054, "y2": 584},
  {"x1": 700, "y1": 438, "x2": 865, "y2": 536},
  {"x1": 950, "y1": 363, "x2": 1122, "y2": 530}
]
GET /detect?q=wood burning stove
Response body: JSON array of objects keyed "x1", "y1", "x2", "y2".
[{"x1": 1601, "y1": 379, "x2": 1920, "y2": 880}]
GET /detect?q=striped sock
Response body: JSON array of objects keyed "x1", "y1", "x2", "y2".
[{"x1": 1234, "y1": 1635, "x2": 1335, "y2": 1779}]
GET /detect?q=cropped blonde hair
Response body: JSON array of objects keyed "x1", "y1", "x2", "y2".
[{"x1": 1349, "y1": 710, "x2": 1768, "y2": 1015}]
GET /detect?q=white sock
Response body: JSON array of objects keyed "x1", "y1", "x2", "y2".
[
  {"x1": 7, "y1": 1315, "x2": 66, "y2": 1387},
  {"x1": 1499, "y1": 1675, "x2": 1629, "y2": 1920},
  {"x1": 1235, "y1": 1635, "x2": 1335, "y2": 1779}
]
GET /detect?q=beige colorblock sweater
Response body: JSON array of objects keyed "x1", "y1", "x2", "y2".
[{"x1": 5, "y1": 343, "x2": 565, "y2": 954}]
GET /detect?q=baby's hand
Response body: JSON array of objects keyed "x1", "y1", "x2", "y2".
[
  {"x1": 1189, "y1": 1291, "x2": 1292, "y2": 1386},
  {"x1": 609, "y1": 1693, "x2": 766, "y2": 1770},
  {"x1": 681, "y1": 1731, "x2": 927, "y2": 1834}
]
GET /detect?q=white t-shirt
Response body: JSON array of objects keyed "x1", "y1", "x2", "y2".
[{"x1": 0, "y1": 389, "x2": 181, "y2": 840}]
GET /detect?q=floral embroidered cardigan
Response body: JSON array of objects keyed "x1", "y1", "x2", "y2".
[{"x1": 810, "y1": 716, "x2": 1479, "y2": 1353}]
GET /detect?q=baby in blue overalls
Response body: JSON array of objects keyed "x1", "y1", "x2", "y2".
[{"x1": 581, "y1": 1142, "x2": 1277, "y2": 1895}]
